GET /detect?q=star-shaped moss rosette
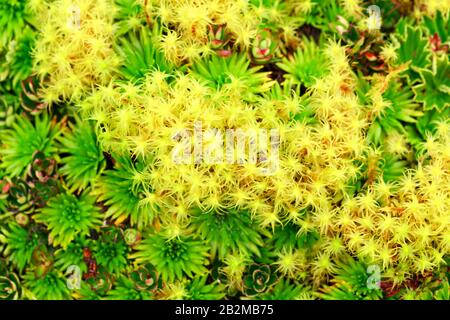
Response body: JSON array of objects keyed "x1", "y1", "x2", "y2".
[
  {"x1": 54, "y1": 236, "x2": 90, "y2": 274},
  {"x1": 115, "y1": 26, "x2": 174, "y2": 82},
  {"x1": 0, "y1": 113, "x2": 62, "y2": 178},
  {"x1": 277, "y1": 37, "x2": 328, "y2": 87},
  {"x1": 0, "y1": 0, "x2": 35, "y2": 46},
  {"x1": 23, "y1": 268, "x2": 70, "y2": 300},
  {"x1": 0, "y1": 27, "x2": 35, "y2": 91},
  {"x1": 190, "y1": 53, "x2": 274, "y2": 101},
  {"x1": 190, "y1": 208, "x2": 266, "y2": 260},
  {"x1": 33, "y1": 192, "x2": 103, "y2": 249},
  {"x1": 318, "y1": 256, "x2": 383, "y2": 300},
  {"x1": 58, "y1": 118, "x2": 105, "y2": 192},
  {"x1": 93, "y1": 153, "x2": 156, "y2": 229},
  {"x1": 183, "y1": 276, "x2": 226, "y2": 300},
  {"x1": 93, "y1": 227, "x2": 129, "y2": 275},
  {"x1": 413, "y1": 55, "x2": 450, "y2": 112},
  {"x1": 131, "y1": 229, "x2": 210, "y2": 283},
  {"x1": 0, "y1": 223, "x2": 46, "y2": 272},
  {"x1": 107, "y1": 276, "x2": 153, "y2": 300},
  {"x1": 357, "y1": 73, "x2": 422, "y2": 146}
]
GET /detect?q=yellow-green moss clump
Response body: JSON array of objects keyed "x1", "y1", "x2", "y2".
[{"x1": 33, "y1": 0, "x2": 120, "y2": 104}]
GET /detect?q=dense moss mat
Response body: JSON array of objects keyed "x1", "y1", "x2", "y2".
[{"x1": 0, "y1": 0, "x2": 449, "y2": 300}]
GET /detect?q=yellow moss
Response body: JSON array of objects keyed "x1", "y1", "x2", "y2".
[
  {"x1": 78, "y1": 38, "x2": 449, "y2": 279},
  {"x1": 33, "y1": 0, "x2": 120, "y2": 104},
  {"x1": 416, "y1": 0, "x2": 450, "y2": 16},
  {"x1": 274, "y1": 249, "x2": 306, "y2": 279}
]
